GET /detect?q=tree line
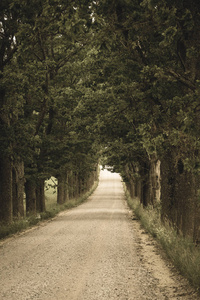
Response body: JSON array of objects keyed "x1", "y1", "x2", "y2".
[
  {"x1": 0, "y1": 0, "x2": 99, "y2": 223},
  {"x1": 94, "y1": 0, "x2": 200, "y2": 243},
  {"x1": 1, "y1": 0, "x2": 200, "y2": 243}
]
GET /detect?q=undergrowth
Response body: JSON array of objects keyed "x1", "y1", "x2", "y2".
[
  {"x1": 0, "y1": 180, "x2": 98, "y2": 241},
  {"x1": 125, "y1": 186, "x2": 200, "y2": 291}
]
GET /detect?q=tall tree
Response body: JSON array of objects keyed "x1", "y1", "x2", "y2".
[
  {"x1": 89, "y1": 0, "x2": 200, "y2": 240},
  {"x1": 0, "y1": 0, "x2": 21, "y2": 222},
  {"x1": 0, "y1": 0, "x2": 98, "y2": 221}
]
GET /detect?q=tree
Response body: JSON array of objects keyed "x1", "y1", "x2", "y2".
[
  {"x1": 0, "y1": 0, "x2": 99, "y2": 221},
  {"x1": 0, "y1": 0, "x2": 22, "y2": 223},
  {"x1": 89, "y1": 0, "x2": 200, "y2": 240}
]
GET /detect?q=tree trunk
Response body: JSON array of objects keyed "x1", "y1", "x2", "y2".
[
  {"x1": 175, "y1": 167, "x2": 197, "y2": 238},
  {"x1": 36, "y1": 179, "x2": 45, "y2": 212},
  {"x1": 57, "y1": 172, "x2": 69, "y2": 204},
  {"x1": 0, "y1": 157, "x2": 13, "y2": 223},
  {"x1": 12, "y1": 160, "x2": 25, "y2": 219},
  {"x1": 25, "y1": 179, "x2": 36, "y2": 215},
  {"x1": 73, "y1": 172, "x2": 79, "y2": 198},
  {"x1": 149, "y1": 155, "x2": 161, "y2": 206},
  {"x1": 0, "y1": 66, "x2": 13, "y2": 223},
  {"x1": 141, "y1": 179, "x2": 149, "y2": 207},
  {"x1": 57, "y1": 175, "x2": 65, "y2": 204},
  {"x1": 123, "y1": 163, "x2": 134, "y2": 198},
  {"x1": 160, "y1": 150, "x2": 200, "y2": 240},
  {"x1": 193, "y1": 188, "x2": 200, "y2": 244},
  {"x1": 140, "y1": 161, "x2": 150, "y2": 207},
  {"x1": 68, "y1": 170, "x2": 74, "y2": 199},
  {"x1": 160, "y1": 151, "x2": 177, "y2": 224},
  {"x1": 64, "y1": 172, "x2": 69, "y2": 201},
  {"x1": 78, "y1": 176, "x2": 84, "y2": 196}
]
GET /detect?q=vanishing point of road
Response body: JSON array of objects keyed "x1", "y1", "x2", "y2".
[{"x1": 0, "y1": 169, "x2": 199, "y2": 299}]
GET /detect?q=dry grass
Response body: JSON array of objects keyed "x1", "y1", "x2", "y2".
[{"x1": 124, "y1": 185, "x2": 200, "y2": 290}]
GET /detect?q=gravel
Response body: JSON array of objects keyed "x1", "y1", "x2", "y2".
[{"x1": 0, "y1": 169, "x2": 199, "y2": 299}]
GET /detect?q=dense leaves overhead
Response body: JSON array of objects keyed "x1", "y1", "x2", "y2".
[
  {"x1": 87, "y1": 0, "x2": 200, "y2": 175},
  {"x1": 1, "y1": 0, "x2": 200, "y2": 178}
]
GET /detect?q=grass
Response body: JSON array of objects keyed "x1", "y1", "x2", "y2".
[
  {"x1": 0, "y1": 179, "x2": 99, "y2": 241},
  {"x1": 44, "y1": 177, "x2": 99, "y2": 214},
  {"x1": 124, "y1": 185, "x2": 200, "y2": 291}
]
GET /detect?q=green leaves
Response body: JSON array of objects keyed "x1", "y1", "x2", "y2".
[
  {"x1": 1, "y1": 0, "x2": 200, "y2": 180},
  {"x1": 86, "y1": 0, "x2": 200, "y2": 178}
]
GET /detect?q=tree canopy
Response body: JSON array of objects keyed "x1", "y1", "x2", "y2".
[{"x1": 1, "y1": 0, "x2": 200, "y2": 242}]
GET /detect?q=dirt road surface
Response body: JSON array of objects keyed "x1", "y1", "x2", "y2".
[{"x1": 0, "y1": 169, "x2": 199, "y2": 300}]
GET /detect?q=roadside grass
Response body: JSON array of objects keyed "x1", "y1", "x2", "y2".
[
  {"x1": 44, "y1": 178, "x2": 99, "y2": 216},
  {"x1": 0, "y1": 179, "x2": 99, "y2": 241},
  {"x1": 124, "y1": 186, "x2": 200, "y2": 291}
]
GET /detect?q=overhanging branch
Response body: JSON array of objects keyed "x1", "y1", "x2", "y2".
[{"x1": 167, "y1": 69, "x2": 196, "y2": 91}]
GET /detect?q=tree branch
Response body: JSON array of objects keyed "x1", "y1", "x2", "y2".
[{"x1": 166, "y1": 69, "x2": 196, "y2": 91}]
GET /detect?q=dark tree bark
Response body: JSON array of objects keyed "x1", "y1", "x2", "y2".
[
  {"x1": 12, "y1": 160, "x2": 25, "y2": 219},
  {"x1": 57, "y1": 176, "x2": 65, "y2": 204},
  {"x1": 36, "y1": 179, "x2": 45, "y2": 212},
  {"x1": 140, "y1": 161, "x2": 150, "y2": 207},
  {"x1": 124, "y1": 164, "x2": 136, "y2": 199},
  {"x1": 160, "y1": 149, "x2": 200, "y2": 240},
  {"x1": 160, "y1": 150, "x2": 177, "y2": 224},
  {"x1": 67, "y1": 170, "x2": 73, "y2": 199},
  {"x1": 0, "y1": 157, "x2": 13, "y2": 223},
  {"x1": 149, "y1": 155, "x2": 161, "y2": 206},
  {"x1": 64, "y1": 172, "x2": 69, "y2": 202},
  {"x1": 174, "y1": 168, "x2": 198, "y2": 238},
  {"x1": 72, "y1": 172, "x2": 79, "y2": 198},
  {"x1": 57, "y1": 172, "x2": 69, "y2": 204},
  {"x1": 25, "y1": 179, "x2": 37, "y2": 215}
]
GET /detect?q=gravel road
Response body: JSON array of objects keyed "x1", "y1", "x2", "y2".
[{"x1": 0, "y1": 169, "x2": 199, "y2": 300}]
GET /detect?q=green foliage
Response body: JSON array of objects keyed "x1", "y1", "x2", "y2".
[
  {"x1": 87, "y1": 0, "x2": 200, "y2": 178},
  {"x1": 1, "y1": 0, "x2": 200, "y2": 229},
  {"x1": 3, "y1": 0, "x2": 99, "y2": 178}
]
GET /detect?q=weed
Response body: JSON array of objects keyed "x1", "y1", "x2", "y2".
[
  {"x1": 124, "y1": 185, "x2": 200, "y2": 290},
  {"x1": 0, "y1": 220, "x2": 29, "y2": 239}
]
